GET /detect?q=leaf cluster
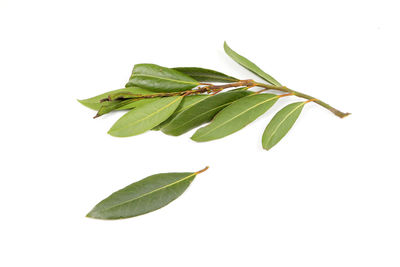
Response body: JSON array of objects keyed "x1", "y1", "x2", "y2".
[{"x1": 79, "y1": 42, "x2": 316, "y2": 150}]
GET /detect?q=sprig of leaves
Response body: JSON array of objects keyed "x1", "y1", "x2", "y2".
[
  {"x1": 79, "y1": 42, "x2": 350, "y2": 150},
  {"x1": 82, "y1": 43, "x2": 351, "y2": 220}
]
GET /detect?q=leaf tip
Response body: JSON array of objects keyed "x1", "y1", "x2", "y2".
[
  {"x1": 77, "y1": 98, "x2": 89, "y2": 108},
  {"x1": 85, "y1": 210, "x2": 96, "y2": 219},
  {"x1": 262, "y1": 145, "x2": 272, "y2": 151},
  {"x1": 223, "y1": 41, "x2": 229, "y2": 51},
  {"x1": 86, "y1": 208, "x2": 107, "y2": 219},
  {"x1": 107, "y1": 129, "x2": 127, "y2": 137},
  {"x1": 190, "y1": 134, "x2": 202, "y2": 142}
]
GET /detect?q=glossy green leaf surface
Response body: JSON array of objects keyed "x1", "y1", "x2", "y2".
[
  {"x1": 162, "y1": 90, "x2": 253, "y2": 136},
  {"x1": 78, "y1": 87, "x2": 154, "y2": 111},
  {"x1": 262, "y1": 101, "x2": 306, "y2": 150},
  {"x1": 108, "y1": 96, "x2": 183, "y2": 137},
  {"x1": 192, "y1": 94, "x2": 279, "y2": 142},
  {"x1": 87, "y1": 171, "x2": 198, "y2": 220},
  {"x1": 173, "y1": 67, "x2": 239, "y2": 83},
  {"x1": 153, "y1": 95, "x2": 210, "y2": 130},
  {"x1": 126, "y1": 64, "x2": 199, "y2": 92},
  {"x1": 224, "y1": 42, "x2": 281, "y2": 86}
]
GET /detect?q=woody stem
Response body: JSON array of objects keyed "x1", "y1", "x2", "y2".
[{"x1": 254, "y1": 82, "x2": 350, "y2": 118}]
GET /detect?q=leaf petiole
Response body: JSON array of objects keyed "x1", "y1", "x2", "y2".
[{"x1": 195, "y1": 166, "x2": 209, "y2": 174}]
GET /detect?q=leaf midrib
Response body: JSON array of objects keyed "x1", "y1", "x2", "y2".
[
  {"x1": 97, "y1": 173, "x2": 196, "y2": 213},
  {"x1": 132, "y1": 74, "x2": 198, "y2": 85},
  {"x1": 196, "y1": 96, "x2": 279, "y2": 138}
]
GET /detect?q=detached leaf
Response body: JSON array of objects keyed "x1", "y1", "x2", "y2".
[
  {"x1": 153, "y1": 95, "x2": 210, "y2": 130},
  {"x1": 162, "y1": 90, "x2": 253, "y2": 136},
  {"x1": 126, "y1": 64, "x2": 199, "y2": 92},
  {"x1": 224, "y1": 42, "x2": 281, "y2": 86},
  {"x1": 108, "y1": 96, "x2": 183, "y2": 137},
  {"x1": 262, "y1": 101, "x2": 306, "y2": 150},
  {"x1": 173, "y1": 67, "x2": 239, "y2": 83},
  {"x1": 87, "y1": 167, "x2": 208, "y2": 220},
  {"x1": 78, "y1": 87, "x2": 154, "y2": 111},
  {"x1": 192, "y1": 94, "x2": 279, "y2": 142}
]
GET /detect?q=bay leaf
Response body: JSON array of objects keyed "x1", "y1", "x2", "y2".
[
  {"x1": 191, "y1": 93, "x2": 279, "y2": 142},
  {"x1": 262, "y1": 101, "x2": 306, "y2": 150},
  {"x1": 108, "y1": 96, "x2": 183, "y2": 137},
  {"x1": 126, "y1": 64, "x2": 199, "y2": 92},
  {"x1": 162, "y1": 90, "x2": 253, "y2": 136},
  {"x1": 87, "y1": 167, "x2": 208, "y2": 220},
  {"x1": 224, "y1": 42, "x2": 282, "y2": 86}
]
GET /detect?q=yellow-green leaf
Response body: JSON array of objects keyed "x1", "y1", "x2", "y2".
[
  {"x1": 108, "y1": 96, "x2": 183, "y2": 137},
  {"x1": 224, "y1": 42, "x2": 281, "y2": 86},
  {"x1": 191, "y1": 94, "x2": 279, "y2": 142},
  {"x1": 262, "y1": 101, "x2": 306, "y2": 150}
]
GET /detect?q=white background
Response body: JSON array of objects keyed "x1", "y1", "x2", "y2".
[{"x1": 1, "y1": 0, "x2": 399, "y2": 266}]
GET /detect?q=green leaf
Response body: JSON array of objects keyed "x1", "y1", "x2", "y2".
[
  {"x1": 223, "y1": 41, "x2": 282, "y2": 86},
  {"x1": 87, "y1": 167, "x2": 208, "y2": 220},
  {"x1": 126, "y1": 64, "x2": 199, "y2": 92},
  {"x1": 162, "y1": 90, "x2": 253, "y2": 136},
  {"x1": 78, "y1": 87, "x2": 155, "y2": 111},
  {"x1": 108, "y1": 96, "x2": 183, "y2": 137},
  {"x1": 191, "y1": 93, "x2": 279, "y2": 142},
  {"x1": 172, "y1": 67, "x2": 239, "y2": 83},
  {"x1": 153, "y1": 95, "x2": 210, "y2": 130},
  {"x1": 262, "y1": 101, "x2": 306, "y2": 150}
]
